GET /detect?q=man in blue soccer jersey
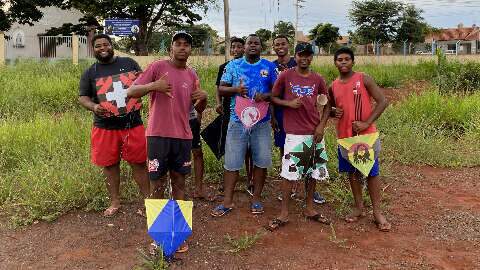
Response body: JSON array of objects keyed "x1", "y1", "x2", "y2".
[{"x1": 211, "y1": 34, "x2": 277, "y2": 217}]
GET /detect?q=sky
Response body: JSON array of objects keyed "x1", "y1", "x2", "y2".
[{"x1": 200, "y1": 0, "x2": 480, "y2": 37}]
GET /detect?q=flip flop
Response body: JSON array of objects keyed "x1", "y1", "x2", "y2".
[
  {"x1": 374, "y1": 220, "x2": 392, "y2": 232},
  {"x1": 251, "y1": 202, "x2": 264, "y2": 214},
  {"x1": 103, "y1": 206, "x2": 121, "y2": 217},
  {"x1": 265, "y1": 218, "x2": 289, "y2": 232},
  {"x1": 345, "y1": 211, "x2": 366, "y2": 223},
  {"x1": 211, "y1": 204, "x2": 233, "y2": 217},
  {"x1": 305, "y1": 213, "x2": 331, "y2": 225},
  {"x1": 176, "y1": 243, "x2": 189, "y2": 253}
]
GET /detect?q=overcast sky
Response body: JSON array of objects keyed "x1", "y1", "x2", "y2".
[{"x1": 200, "y1": 0, "x2": 480, "y2": 36}]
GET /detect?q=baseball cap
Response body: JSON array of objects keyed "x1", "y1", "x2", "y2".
[
  {"x1": 295, "y1": 42, "x2": 314, "y2": 55},
  {"x1": 172, "y1": 30, "x2": 193, "y2": 44}
]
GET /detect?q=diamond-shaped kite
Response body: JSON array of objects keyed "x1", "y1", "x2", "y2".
[{"x1": 145, "y1": 199, "x2": 193, "y2": 257}]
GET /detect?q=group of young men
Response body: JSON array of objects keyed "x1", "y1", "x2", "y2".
[{"x1": 79, "y1": 31, "x2": 391, "y2": 254}]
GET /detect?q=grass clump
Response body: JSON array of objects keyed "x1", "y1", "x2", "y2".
[{"x1": 225, "y1": 231, "x2": 263, "y2": 253}]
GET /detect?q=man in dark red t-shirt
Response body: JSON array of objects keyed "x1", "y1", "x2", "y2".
[{"x1": 268, "y1": 43, "x2": 331, "y2": 231}]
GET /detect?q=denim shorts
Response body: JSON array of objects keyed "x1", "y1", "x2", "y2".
[{"x1": 224, "y1": 121, "x2": 272, "y2": 171}]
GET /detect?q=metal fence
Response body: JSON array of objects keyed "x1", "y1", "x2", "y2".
[{"x1": 5, "y1": 35, "x2": 94, "y2": 60}]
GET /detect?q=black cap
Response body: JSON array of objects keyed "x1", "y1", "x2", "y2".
[
  {"x1": 295, "y1": 42, "x2": 314, "y2": 55},
  {"x1": 172, "y1": 31, "x2": 193, "y2": 44}
]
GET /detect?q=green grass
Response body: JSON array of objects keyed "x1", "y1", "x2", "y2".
[
  {"x1": 379, "y1": 90, "x2": 480, "y2": 167},
  {"x1": 224, "y1": 230, "x2": 264, "y2": 253},
  {"x1": 0, "y1": 59, "x2": 477, "y2": 225},
  {"x1": 0, "y1": 112, "x2": 139, "y2": 226}
]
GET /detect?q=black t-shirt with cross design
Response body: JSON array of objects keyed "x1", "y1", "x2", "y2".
[{"x1": 79, "y1": 56, "x2": 143, "y2": 130}]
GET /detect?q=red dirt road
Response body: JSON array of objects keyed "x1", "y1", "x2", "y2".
[{"x1": 1, "y1": 164, "x2": 479, "y2": 270}]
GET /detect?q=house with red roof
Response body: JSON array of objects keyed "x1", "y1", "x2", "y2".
[{"x1": 425, "y1": 24, "x2": 480, "y2": 55}]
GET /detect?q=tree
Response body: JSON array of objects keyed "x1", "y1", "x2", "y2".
[
  {"x1": 255, "y1": 28, "x2": 272, "y2": 46},
  {"x1": 396, "y1": 4, "x2": 427, "y2": 44},
  {"x1": 0, "y1": 0, "x2": 65, "y2": 31},
  {"x1": 273, "y1": 21, "x2": 295, "y2": 41},
  {"x1": 1, "y1": 0, "x2": 217, "y2": 55},
  {"x1": 308, "y1": 23, "x2": 340, "y2": 54},
  {"x1": 349, "y1": 0, "x2": 403, "y2": 44}
]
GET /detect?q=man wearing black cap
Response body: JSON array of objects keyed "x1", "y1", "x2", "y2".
[
  {"x1": 267, "y1": 42, "x2": 331, "y2": 230},
  {"x1": 127, "y1": 31, "x2": 208, "y2": 252}
]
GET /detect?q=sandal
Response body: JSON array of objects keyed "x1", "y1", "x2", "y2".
[
  {"x1": 211, "y1": 204, "x2": 233, "y2": 217},
  {"x1": 345, "y1": 210, "x2": 366, "y2": 223},
  {"x1": 305, "y1": 213, "x2": 331, "y2": 225},
  {"x1": 103, "y1": 206, "x2": 121, "y2": 217},
  {"x1": 251, "y1": 202, "x2": 264, "y2": 214},
  {"x1": 374, "y1": 220, "x2": 392, "y2": 232},
  {"x1": 265, "y1": 218, "x2": 289, "y2": 231},
  {"x1": 176, "y1": 242, "x2": 189, "y2": 253}
]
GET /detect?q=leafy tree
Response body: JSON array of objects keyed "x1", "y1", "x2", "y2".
[
  {"x1": 308, "y1": 23, "x2": 340, "y2": 53},
  {"x1": 0, "y1": 0, "x2": 217, "y2": 55},
  {"x1": 0, "y1": 0, "x2": 70, "y2": 31},
  {"x1": 349, "y1": 0, "x2": 403, "y2": 44},
  {"x1": 255, "y1": 28, "x2": 272, "y2": 46},
  {"x1": 273, "y1": 20, "x2": 295, "y2": 40},
  {"x1": 396, "y1": 4, "x2": 428, "y2": 44}
]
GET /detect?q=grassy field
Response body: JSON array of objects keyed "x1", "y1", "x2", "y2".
[{"x1": 1, "y1": 57, "x2": 479, "y2": 226}]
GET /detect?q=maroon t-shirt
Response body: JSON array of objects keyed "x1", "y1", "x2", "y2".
[
  {"x1": 272, "y1": 68, "x2": 327, "y2": 135},
  {"x1": 134, "y1": 60, "x2": 198, "y2": 139}
]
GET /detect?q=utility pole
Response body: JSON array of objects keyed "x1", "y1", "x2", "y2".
[
  {"x1": 223, "y1": 0, "x2": 231, "y2": 62},
  {"x1": 294, "y1": 0, "x2": 305, "y2": 48}
]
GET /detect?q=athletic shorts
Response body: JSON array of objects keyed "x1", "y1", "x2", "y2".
[
  {"x1": 189, "y1": 118, "x2": 202, "y2": 150},
  {"x1": 147, "y1": 137, "x2": 192, "y2": 180},
  {"x1": 91, "y1": 125, "x2": 147, "y2": 167},
  {"x1": 280, "y1": 134, "x2": 329, "y2": 181},
  {"x1": 337, "y1": 147, "x2": 380, "y2": 177}
]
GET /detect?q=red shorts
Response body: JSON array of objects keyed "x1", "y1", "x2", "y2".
[{"x1": 91, "y1": 125, "x2": 147, "y2": 167}]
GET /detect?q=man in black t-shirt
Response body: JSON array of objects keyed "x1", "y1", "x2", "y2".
[{"x1": 79, "y1": 34, "x2": 149, "y2": 217}]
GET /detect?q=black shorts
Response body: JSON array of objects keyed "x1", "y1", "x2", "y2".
[
  {"x1": 189, "y1": 118, "x2": 202, "y2": 150},
  {"x1": 147, "y1": 137, "x2": 192, "y2": 180}
]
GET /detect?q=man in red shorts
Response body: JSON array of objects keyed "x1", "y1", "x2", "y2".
[{"x1": 79, "y1": 34, "x2": 150, "y2": 217}]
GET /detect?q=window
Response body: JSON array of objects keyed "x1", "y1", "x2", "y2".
[{"x1": 13, "y1": 31, "x2": 25, "y2": 48}]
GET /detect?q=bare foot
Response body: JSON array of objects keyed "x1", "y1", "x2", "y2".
[
  {"x1": 103, "y1": 205, "x2": 121, "y2": 217},
  {"x1": 373, "y1": 212, "x2": 391, "y2": 232},
  {"x1": 345, "y1": 207, "x2": 366, "y2": 223}
]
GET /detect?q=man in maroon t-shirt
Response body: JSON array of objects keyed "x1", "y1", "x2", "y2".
[
  {"x1": 127, "y1": 32, "x2": 207, "y2": 252},
  {"x1": 128, "y1": 31, "x2": 207, "y2": 197},
  {"x1": 268, "y1": 43, "x2": 331, "y2": 231}
]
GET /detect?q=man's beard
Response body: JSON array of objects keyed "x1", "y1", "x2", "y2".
[{"x1": 95, "y1": 50, "x2": 114, "y2": 62}]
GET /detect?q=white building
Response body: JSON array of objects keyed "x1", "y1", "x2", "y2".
[{"x1": 5, "y1": 6, "x2": 85, "y2": 59}]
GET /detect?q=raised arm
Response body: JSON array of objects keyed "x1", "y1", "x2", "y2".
[{"x1": 127, "y1": 73, "x2": 172, "y2": 98}]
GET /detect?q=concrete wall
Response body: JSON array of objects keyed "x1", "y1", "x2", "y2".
[{"x1": 5, "y1": 7, "x2": 83, "y2": 59}]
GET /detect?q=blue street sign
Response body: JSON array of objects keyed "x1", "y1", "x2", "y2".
[{"x1": 104, "y1": 19, "x2": 140, "y2": 36}]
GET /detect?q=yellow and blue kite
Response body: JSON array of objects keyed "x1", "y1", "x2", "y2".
[
  {"x1": 337, "y1": 132, "x2": 380, "y2": 177},
  {"x1": 145, "y1": 199, "x2": 193, "y2": 257}
]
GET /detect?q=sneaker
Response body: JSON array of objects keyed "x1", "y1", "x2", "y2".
[
  {"x1": 313, "y1": 192, "x2": 326, "y2": 204},
  {"x1": 246, "y1": 184, "x2": 254, "y2": 197}
]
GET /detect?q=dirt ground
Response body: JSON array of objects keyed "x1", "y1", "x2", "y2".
[
  {"x1": 1, "y1": 84, "x2": 479, "y2": 269},
  {"x1": 1, "y1": 164, "x2": 479, "y2": 270}
]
